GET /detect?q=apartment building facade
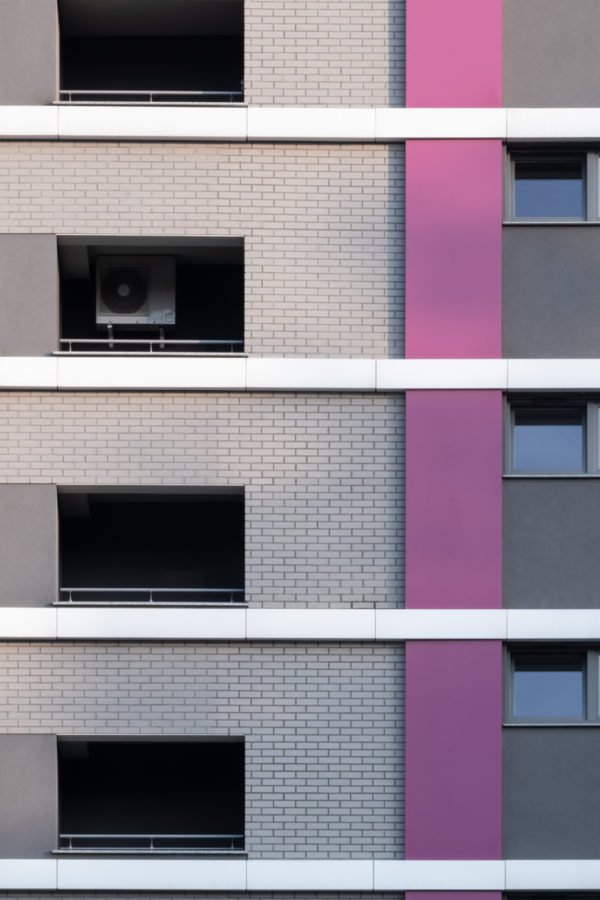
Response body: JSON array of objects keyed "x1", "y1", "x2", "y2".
[{"x1": 0, "y1": 0, "x2": 597, "y2": 898}]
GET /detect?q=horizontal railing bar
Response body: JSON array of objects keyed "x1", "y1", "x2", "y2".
[
  {"x1": 60, "y1": 587, "x2": 243, "y2": 593},
  {"x1": 60, "y1": 90, "x2": 243, "y2": 97},
  {"x1": 59, "y1": 339, "x2": 243, "y2": 345},
  {"x1": 60, "y1": 834, "x2": 244, "y2": 839}
]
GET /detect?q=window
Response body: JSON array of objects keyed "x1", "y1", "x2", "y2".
[
  {"x1": 514, "y1": 157, "x2": 585, "y2": 219},
  {"x1": 507, "y1": 649, "x2": 600, "y2": 723},
  {"x1": 505, "y1": 399, "x2": 600, "y2": 474},
  {"x1": 505, "y1": 150, "x2": 600, "y2": 221},
  {"x1": 58, "y1": 739, "x2": 245, "y2": 851}
]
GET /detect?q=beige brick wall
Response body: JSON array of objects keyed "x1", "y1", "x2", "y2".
[
  {"x1": 0, "y1": 142, "x2": 404, "y2": 357},
  {"x1": 245, "y1": 0, "x2": 405, "y2": 105},
  {"x1": 0, "y1": 642, "x2": 404, "y2": 857},
  {"x1": 0, "y1": 392, "x2": 404, "y2": 608}
]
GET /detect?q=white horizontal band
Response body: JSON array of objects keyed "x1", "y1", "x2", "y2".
[
  {"x1": 5, "y1": 356, "x2": 600, "y2": 392},
  {"x1": 0, "y1": 857, "x2": 598, "y2": 891},
  {"x1": 2, "y1": 607, "x2": 600, "y2": 641},
  {"x1": 2, "y1": 104, "x2": 600, "y2": 142}
]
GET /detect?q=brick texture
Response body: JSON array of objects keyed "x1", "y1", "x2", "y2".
[
  {"x1": 0, "y1": 142, "x2": 404, "y2": 357},
  {"x1": 0, "y1": 642, "x2": 405, "y2": 858},
  {"x1": 245, "y1": 0, "x2": 405, "y2": 105},
  {"x1": 0, "y1": 392, "x2": 404, "y2": 608}
]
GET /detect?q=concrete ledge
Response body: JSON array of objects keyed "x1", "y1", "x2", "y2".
[
  {"x1": 3, "y1": 105, "x2": 600, "y2": 142},
  {"x1": 4, "y1": 858, "x2": 600, "y2": 892},
  {"x1": 1, "y1": 607, "x2": 600, "y2": 641},
  {"x1": 4, "y1": 356, "x2": 600, "y2": 392}
]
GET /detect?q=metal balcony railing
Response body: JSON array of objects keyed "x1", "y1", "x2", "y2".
[
  {"x1": 59, "y1": 89, "x2": 244, "y2": 104},
  {"x1": 59, "y1": 338, "x2": 244, "y2": 355},
  {"x1": 58, "y1": 587, "x2": 245, "y2": 605},
  {"x1": 59, "y1": 833, "x2": 244, "y2": 852}
]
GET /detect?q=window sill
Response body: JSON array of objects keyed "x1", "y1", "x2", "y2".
[
  {"x1": 503, "y1": 473, "x2": 600, "y2": 479},
  {"x1": 503, "y1": 219, "x2": 598, "y2": 226},
  {"x1": 504, "y1": 721, "x2": 600, "y2": 727}
]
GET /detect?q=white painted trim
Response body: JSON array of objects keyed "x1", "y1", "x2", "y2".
[
  {"x1": 246, "y1": 859, "x2": 373, "y2": 891},
  {"x1": 247, "y1": 106, "x2": 376, "y2": 141},
  {"x1": 7, "y1": 356, "x2": 600, "y2": 392},
  {"x1": 58, "y1": 105, "x2": 247, "y2": 141},
  {"x1": 57, "y1": 607, "x2": 247, "y2": 640},
  {"x1": 57, "y1": 858, "x2": 247, "y2": 891},
  {"x1": 0, "y1": 106, "x2": 58, "y2": 139},
  {"x1": 5, "y1": 607, "x2": 600, "y2": 642},
  {"x1": 2, "y1": 104, "x2": 600, "y2": 142},
  {"x1": 246, "y1": 608, "x2": 377, "y2": 640},
  {"x1": 505, "y1": 859, "x2": 600, "y2": 891},
  {"x1": 7, "y1": 858, "x2": 600, "y2": 892},
  {"x1": 376, "y1": 107, "x2": 507, "y2": 140},
  {"x1": 246, "y1": 358, "x2": 377, "y2": 391},
  {"x1": 374, "y1": 860, "x2": 506, "y2": 891},
  {"x1": 0, "y1": 860, "x2": 57, "y2": 890}
]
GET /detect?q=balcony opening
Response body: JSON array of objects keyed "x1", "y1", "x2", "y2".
[
  {"x1": 58, "y1": 0, "x2": 244, "y2": 104},
  {"x1": 58, "y1": 739, "x2": 245, "y2": 852},
  {"x1": 58, "y1": 489, "x2": 245, "y2": 605},
  {"x1": 58, "y1": 238, "x2": 244, "y2": 355}
]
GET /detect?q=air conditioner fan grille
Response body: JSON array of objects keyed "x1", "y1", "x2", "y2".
[{"x1": 100, "y1": 267, "x2": 147, "y2": 315}]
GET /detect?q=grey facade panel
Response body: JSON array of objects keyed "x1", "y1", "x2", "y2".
[
  {"x1": 503, "y1": 227, "x2": 600, "y2": 358},
  {"x1": 504, "y1": 0, "x2": 600, "y2": 107},
  {"x1": 0, "y1": 235, "x2": 58, "y2": 356},
  {"x1": 0, "y1": 735, "x2": 57, "y2": 858},
  {"x1": 0, "y1": 0, "x2": 57, "y2": 105},
  {"x1": 0, "y1": 642, "x2": 404, "y2": 859},
  {"x1": 504, "y1": 479, "x2": 600, "y2": 609},
  {"x1": 504, "y1": 727, "x2": 600, "y2": 857},
  {"x1": 0, "y1": 485, "x2": 57, "y2": 608},
  {"x1": 0, "y1": 393, "x2": 404, "y2": 609}
]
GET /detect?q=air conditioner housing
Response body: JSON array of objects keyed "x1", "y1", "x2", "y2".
[{"x1": 96, "y1": 256, "x2": 176, "y2": 327}]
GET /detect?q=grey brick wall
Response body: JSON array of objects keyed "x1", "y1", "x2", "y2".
[
  {"x1": 0, "y1": 392, "x2": 404, "y2": 608},
  {"x1": 0, "y1": 142, "x2": 404, "y2": 358},
  {"x1": 245, "y1": 0, "x2": 405, "y2": 106},
  {"x1": 0, "y1": 642, "x2": 405, "y2": 858}
]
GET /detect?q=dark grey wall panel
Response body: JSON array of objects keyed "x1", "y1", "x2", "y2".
[
  {"x1": 504, "y1": 479, "x2": 600, "y2": 608},
  {"x1": 504, "y1": 0, "x2": 600, "y2": 107},
  {"x1": 0, "y1": 0, "x2": 57, "y2": 104},
  {"x1": 0, "y1": 486, "x2": 57, "y2": 607},
  {"x1": 503, "y1": 227, "x2": 600, "y2": 358},
  {"x1": 504, "y1": 727, "x2": 600, "y2": 857},
  {"x1": 0, "y1": 235, "x2": 58, "y2": 356},
  {"x1": 0, "y1": 735, "x2": 57, "y2": 857}
]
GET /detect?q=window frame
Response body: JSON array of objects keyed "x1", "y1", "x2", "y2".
[
  {"x1": 506, "y1": 647, "x2": 600, "y2": 725},
  {"x1": 504, "y1": 148, "x2": 599, "y2": 223},
  {"x1": 505, "y1": 398, "x2": 597, "y2": 475}
]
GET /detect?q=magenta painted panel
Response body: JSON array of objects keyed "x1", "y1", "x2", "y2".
[
  {"x1": 405, "y1": 391, "x2": 502, "y2": 610},
  {"x1": 406, "y1": 0, "x2": 502, "y2": 107},
  {"x1": 405, "y1": 140, "x2": 502, "y2": 359},
  {"x1": 406, "y1": 641, "x2": 503, "y2": 859}
]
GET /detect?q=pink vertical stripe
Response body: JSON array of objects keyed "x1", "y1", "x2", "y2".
[
  {"x1": 406, "y1": 391, "x2": 502, "y2": 610},
  {"x1": 406, "y1": 642, "x2": 503, "y2": 859},
  {"x1": 405, "y1": 140, "x2": 503, "y2": 359},
  {"x1": 406, "y1": 0, "x2": 502, "y2": 107}
]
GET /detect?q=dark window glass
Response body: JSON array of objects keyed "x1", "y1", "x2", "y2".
[
  {"x1": 514, "y1": 159, "x2": 585, "y2": 218},
  {"x1": 513, "y1": 408, "x2": 585, "y2": 472},
  {"x1": 513, "y1": 656, "x2": 585, "y2": 719}
]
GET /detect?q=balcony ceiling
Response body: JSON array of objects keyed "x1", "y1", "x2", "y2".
[{"x1": 59, "y1": 0, "x2": 243, "y2": 37}]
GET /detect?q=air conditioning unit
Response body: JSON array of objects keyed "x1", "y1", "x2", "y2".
[{"x1": 96, "y1": 256, "x2": 176, "y2": 327}]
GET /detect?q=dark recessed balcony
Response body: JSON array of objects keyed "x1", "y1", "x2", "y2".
[
  {"x1": 58, "y1": 0, "x2": 244, "y2": 105},
  {"x1": 58, "y1": 490, "x2": 245, "y2": 606},
  {"x1": 58, "y1": 740, "x2": 245, "y2": 853}
]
